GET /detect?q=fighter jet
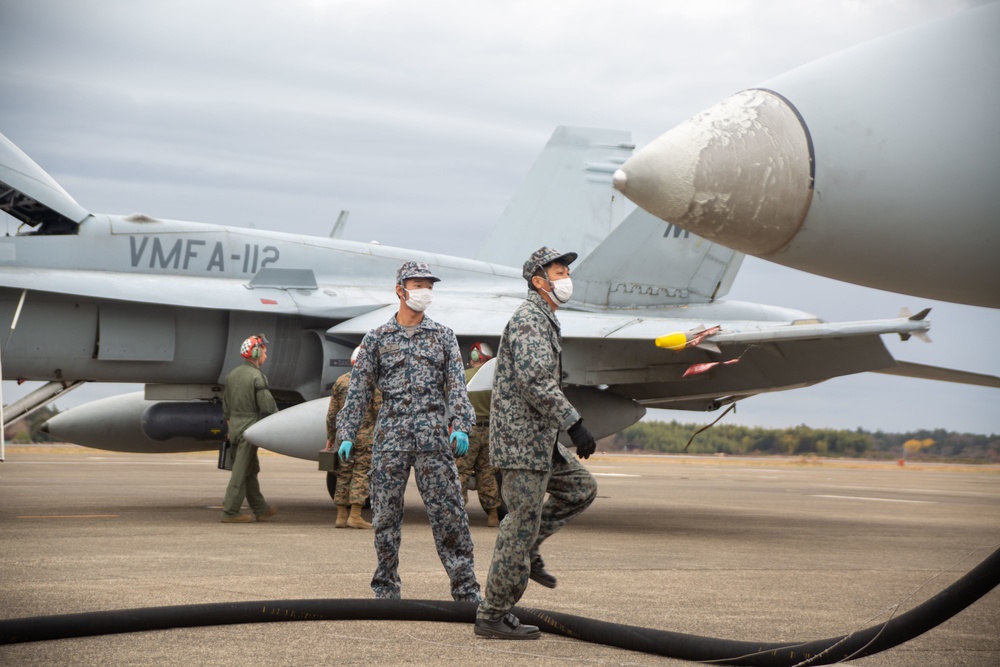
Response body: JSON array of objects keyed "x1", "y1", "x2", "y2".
[
  {"x1": 612, "y1": 4, "x2": 1000, "y2": 309},
  {"x1": 2, "y1": 125, "x2": 996, "y2": 468}
]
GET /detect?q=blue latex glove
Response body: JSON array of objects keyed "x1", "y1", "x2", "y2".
[
  {"x1": 450, "y1": 431, "x2": 469, "y2": 456},
  {"x1": 338, "y1": 440, "x2": 353, "y2": 462}
]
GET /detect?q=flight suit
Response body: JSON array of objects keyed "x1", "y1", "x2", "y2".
[
  {"x1": 337, "y1": 314, "x2": 479, "y2": 601},
  {"x1": 326, "y1": 371, "x2": 381, "y2": 507},
  {"x1": 457, "y1": 366, "x2": 501, "y2": 514},
  {"x1": 222, "y1": 361, "x2": 279, "y2": 518},
  {"x1": 477, "y1": 290, "x2": 597, "y2": 622}
]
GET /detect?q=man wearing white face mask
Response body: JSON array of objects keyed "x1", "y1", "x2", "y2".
[
  {"x1": 475, "y1": 246, "x2": 598, "y2": 640},
  {"x1": 336, "y1": 260, "x2": 480, "y2": 602}
]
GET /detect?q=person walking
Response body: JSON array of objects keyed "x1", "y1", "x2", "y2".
[
  {"x1": 474, "y1": 247, "x2": 598, "y2": 639},
  {"x1": 336, "y1": 261, "x2": 480, "y2": 602},
  {"x1": 221, "y1": 333, "x2": 280, "y2": 523}
]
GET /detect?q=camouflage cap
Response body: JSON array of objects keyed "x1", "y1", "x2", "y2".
[
  {"x1": 396, "y1": 260, "x2": 441, "y2": 284},
  {"x1": 522, "y1": 246, "x2": 578, "y2": 281}
]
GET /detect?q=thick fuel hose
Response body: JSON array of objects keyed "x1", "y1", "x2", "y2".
[{"x1": 1, "y1": 546, "x2": 997, "y2": 665}]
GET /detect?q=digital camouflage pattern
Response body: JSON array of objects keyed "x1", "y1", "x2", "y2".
[
  {"x1": 336, "y1": 312, "x2": 479, "y2": 601},
  {"x1": 221, "y1": 361, "x2": 278, "y2": 517},
  {"x1": 336, "y1": 315, "x2": 475, "y2": 449},
  {"x1": 477, "y1": 459, "x2": 596, "y2": 621},
  {"x1": 478, "y1": 284, "x2": 597, "y2": 622},
  {"x1": 370, "y1": 448, "x2": 480, "y2": 601},
  {"x1": 326, "y1": 371, "x2": 381, "y2": 506},
  {"x1": 456, "y1": 422, "x2": 501, "y2": 511},
  {"x1": 458, "y1": 366, "x2": 500, "y2": 511},
  {"x1": 488, "y1": 290, "x2": 580, "y2": 470},
  {"x1": 520, "y1": 246, "x2": 578, "y2": 281}
]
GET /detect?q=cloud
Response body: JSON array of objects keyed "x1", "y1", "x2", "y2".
[{"x1": 1, "y1": 0, "x2": 996, "y2": 435}]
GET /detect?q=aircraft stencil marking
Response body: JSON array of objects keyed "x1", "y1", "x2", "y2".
[{"x1": 128, "y1": 236, "x2": 279, "y2": 273}]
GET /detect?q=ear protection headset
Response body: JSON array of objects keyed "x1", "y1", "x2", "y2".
[
  {"x1": 469, "y1": 341, "x2": 494, "y2": 363},
  {"x1": 241, "y1": 333, "x2": 269, "y2": 360}
]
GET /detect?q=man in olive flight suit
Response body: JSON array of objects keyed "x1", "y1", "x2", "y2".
[
  {"x1": 475, "y1": 247, "x2": 598, "y2": 640},
  {"x1": 221, "y1": 333, "x2": 280, "y2": 523},
  {"x1": 336, "y1": 260, "x2": 480, "y2": 602}
]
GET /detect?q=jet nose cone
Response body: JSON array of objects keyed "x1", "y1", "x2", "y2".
[
  {"x1": 244, "y1": 399, "x2": 327, "y2": 461},
  {"x1": 617, "y1": 89, "x2": 814, "y2": 256}
]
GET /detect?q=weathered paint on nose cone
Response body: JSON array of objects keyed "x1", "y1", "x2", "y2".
[{"x1": 614, "y1": 89, "x2": 814, "y2": 256}]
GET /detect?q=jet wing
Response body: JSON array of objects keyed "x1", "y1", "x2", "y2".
[
  {"x1": 327, "y1": 298, "x2": 998, "y2": 411},
  {"x1": 0, "y1": 266, "x2": 389, "y2": 320},
  {"x1": 874, "y1": 361, "x2": 1000, "y2": 389}
]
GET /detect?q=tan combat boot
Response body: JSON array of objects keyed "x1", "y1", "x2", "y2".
[
  {"x1": 347, "y1": 504, "x2": 372, "y2": 529},
  {"x1": 335, "y1": 505, "x2": 349, "y2": 528},
  {"x1": 487, "y1": 509, "x2": 499, "y2": 527}
]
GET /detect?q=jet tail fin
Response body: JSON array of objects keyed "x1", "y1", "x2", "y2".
[
  {"x1": 571, "y1": 207, "x2": 744, "y2": 308},
  {"x1": 474, "y1": 126, "x2": 634, "y2": 267}
]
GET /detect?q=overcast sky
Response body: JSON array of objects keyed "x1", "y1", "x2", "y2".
[{"x1": 1, "y1": 0, "x2": 997, "y2": 436}]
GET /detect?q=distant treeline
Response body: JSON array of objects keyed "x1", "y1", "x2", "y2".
[
  {"x1": 3, "y1": 405, "x2": 60, "y2": 443},
  {"x1": 611, "y1": 420, "x2": 1000, "y2": 463}
]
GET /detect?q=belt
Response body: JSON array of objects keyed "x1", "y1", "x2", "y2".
[{"x1": 476, "y1": 419, "x2": 490, "y2": 427}]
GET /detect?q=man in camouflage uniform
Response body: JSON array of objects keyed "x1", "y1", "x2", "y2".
[
  {"x1": 458, "y1": 341, "x2": 501, "y2": 527},
  {"x1": 221, "y1": 333, "x2": 280, "y2": 523},
  {"x1": 475, "y1": 247, "x2": 598, "y2": 640},
  {"x1": 324, "y1": 346, "x2": 382, "y2": 529},
  {"x1": 336, "y1": 260, "x2": 480, "y2": 602}
]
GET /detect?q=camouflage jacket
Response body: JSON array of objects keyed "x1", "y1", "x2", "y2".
[
  {"x1": 489, "y1": 290, "x2": 580, "y2": 471},
  {"x1": 223, "y1": 361, "x2": 278, "y2": 445},
  {"x1": 336, "y1": 314, "x2": 475, "y2": 452},
  {"x1": 326, "y1": 371, "x2": 382, "y2": 446}
]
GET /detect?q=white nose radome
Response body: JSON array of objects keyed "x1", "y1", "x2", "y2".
[{"x1": 614, "y1": 88, "x2": 813, "y2": 257}]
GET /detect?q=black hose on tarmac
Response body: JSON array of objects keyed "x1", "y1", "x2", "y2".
[{"x1": 2, "y1": 546, "x2": 997, "y2": 666}]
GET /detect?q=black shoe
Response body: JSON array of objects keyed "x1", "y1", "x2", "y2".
[
  {"x1": 529, "y1": 555, "x2": 557, "y2": 588},
  {"x1": 474, "y1": 613, "x2": 541, "y2": 640}
]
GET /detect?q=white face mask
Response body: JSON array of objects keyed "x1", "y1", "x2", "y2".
[
  {"x1": 404, "y1": 287, "x2": 433, "y2": 312},
  {"x1": 548, "y1": 277, "x2": 573, "y2": 304}
]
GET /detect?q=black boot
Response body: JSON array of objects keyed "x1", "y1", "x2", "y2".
[
  {"x1": 529, "y1": 555, "x2": 557, "y2": 588},
  {"x1": 474, "y1": 613, "x2": 541, "y2": 640}
]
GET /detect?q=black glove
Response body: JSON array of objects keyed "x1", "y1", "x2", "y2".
[{"x1": 568, "y1": 419, "x2": 596, "y2": 459}]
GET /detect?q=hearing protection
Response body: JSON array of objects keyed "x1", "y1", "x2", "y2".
[
  {"x1": 469, "y1": 341, "x2": 494, "y2": 363},
  {"x1": 240, "y1": 333, "x2": 269, "y2": 361}
]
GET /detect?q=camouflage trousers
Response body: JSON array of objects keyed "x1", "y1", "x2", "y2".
[
  {"x1": 334, "y1": 439, "x2": 372, "y2": 507},
  {"x1": 456, "y1": 424, "x2": 501, "y2": 512},
  {"x1": 477, "y1": 448, "x2": 597, "y2": 621},
  {"x1": 369, "y1": 448, "x2": 481, "y2": 602},
  {"x1": 222, "y1": 438, "x2": 268, "y2": 517}
]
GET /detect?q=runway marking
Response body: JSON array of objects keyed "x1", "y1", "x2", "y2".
[
  {"x1": 591, "y1": 473, "x2": 640, "y2": 477},
  {"x1": 811, "y1": 495, "x2": 936, "y2": 504},
  {"x1": 17, "y1": 514, "x2": 120, "y2": 519}
]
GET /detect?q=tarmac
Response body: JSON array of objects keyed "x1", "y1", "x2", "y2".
[{"x1": 1, "y1": 445, "x2": 998, "y2": 666}]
